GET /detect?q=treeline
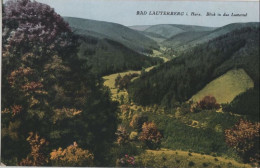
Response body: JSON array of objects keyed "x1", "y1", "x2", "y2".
[
  {"x1": 77, "y1": 35, "x2": 163, "y2": 76},
  {"x1": 128, "y1": 26, "x2": 259, "y2": 107}
]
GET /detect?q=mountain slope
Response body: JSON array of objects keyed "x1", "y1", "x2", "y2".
[
  {"x1": 77, "y1": 35, "x2": 162, "y2": 76},
  {"x1": 143, "y1": 24, "x2": 215, "y2": 39},
  {"x1": 190, "y1": 69, "x2": 254, "y2": 104},
  {"x1": 163, "y1": 22, "x2": 259, "y2": 53},
  {"x1": 64, "y1": 17, "x2": 159, "y2": 54},
  {"x1": 128, "y1": 24, "x2": 259, "y2": 106}
]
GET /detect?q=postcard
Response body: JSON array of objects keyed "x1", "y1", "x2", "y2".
[{"x1": 1, "y1": 0, "x2": 259, "y2": 167}]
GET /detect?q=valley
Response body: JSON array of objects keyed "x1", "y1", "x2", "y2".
[
  {"x1": 1, "y1": 1, "x2": 259, "y2": 166},
  {"x1": 101, "y1": 22, "x2": 259, "y2": 167}
]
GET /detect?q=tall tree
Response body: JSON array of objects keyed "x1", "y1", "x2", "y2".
[{"x1": 1, "y1": 0, "x2": 118, "y2": 166}]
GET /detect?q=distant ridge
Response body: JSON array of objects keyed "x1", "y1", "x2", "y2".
[{"x1": 63, "y1": 17, "x2": 159, "y2": 54}]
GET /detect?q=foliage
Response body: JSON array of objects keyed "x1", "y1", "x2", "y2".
[
  {"x1": 77, "y1": 36, "x2": 162, "y2": 76},
  {"x1": 139, "y1": 122, "x2": 163, "y2": 149},
  {"x1": 129, "y1": 131, "x2": 138, "y2": 141},
  {"x1": 193, "y1": 96, "x2": 220, "y2": 111},
  {"x1": 115, "y1": 126, "x2": 129, "y2": 145},
  {"x1": 225, "y1": 119, "x2": 260, "y2": 164},
  {"x1": 1, "y1": 0, "x2": 119, "y2": 166},
  {"x1": 115, "y1": 73, "x2": 139, "y2": 90},
  {"x1": 129, "y1": 114, "x2": 148, "y2": 132},
  {"x1": 116, "y1": 154, "x2": 135, "y2": 167},
  {"x1": 128, "y1": 26, "x2": 259, "y2": 106},
  {"x1": 144, "y1": 111, "x2": 240, "y2": 157},
  {"x1": 50, "y1": 142, "x2": 94, "y2": 166},
  {"x1": 19, "y1": 132, "x2": 49, "y2": 166},
  {"x1": 222, "y1": 88, "x2": 259, "y2": 121}
]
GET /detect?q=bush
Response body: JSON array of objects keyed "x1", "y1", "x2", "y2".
[
  {"x1": 139, "y1": 122, "x2": 163, "y2": 149},
  {"x1": 129, "y1": 114, "x2": 148, "y2": 131},
  {"x1": 19, "y1": 132, "x2": 48, "y2": 166},
  {"x1": 188, "y1": 161, "x2": 195, "y2": 167},
  {"x1": 50, "y1": 142, "x2": 94, "y2": 166},
  {"x1": 225, "y1": 119, "x2": 260, "y2": 163},
  {"x1": 115, "y1": 73, "x2": 139, "y2": 90},
  {"x1": 115, "y1": 126, "x2": 129, "y2": 145},
  {"x1": 116, "y1": 154, "x2": 135, "y2": 167},
  {"x1": 129, "y1": 132, "x2": 138, "y2": 141},
  {"x1": 202, "y1": 162, "x2": 209, "y2": 167},
  {"x1": 194, "y1": 96, "x2": 220, "y2": 110}
]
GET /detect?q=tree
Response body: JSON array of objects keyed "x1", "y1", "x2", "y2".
[
  {"x1": 2, "y1": 0, "x2": 118, "y2": 166},
  {"x1": 129, "y1": 114, "x2": 148, "y2": 132},
  {"x1": 225, "y1": 119, "x2": 260, "y2": 164},
  {"x1": 19, "y1": 132, "x2": 49, "y2": 166},
  {"x1": 139, "y1": 122, "x2": 162, "y2": 149},
  {"x1": 115, "y1": 126, "x2": 129, "y2": 145},
  {"x1": 194, "y1": 96, "x2": 220, "y2": 110}
]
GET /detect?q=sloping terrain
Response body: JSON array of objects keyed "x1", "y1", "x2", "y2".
[
  {"x1": 162, "y1": 31, "x2": 211, "y2": 48},
  {"x1": 128, "y1": 24, "x2": 259, "y2": 106},
  {"x1": 190, "y1": 69, "x2": 254, "y2": 104},
  {"x1": 138, "y1": 149, "x2": 251, "y2": 168},
  {"x1": 77, "y1": 35, "x2": 162, "y2": 76},
  {"x1": 64, "y1": 17, "x2": 159, "y2": 54},
  {"x1": 164, "y1": 22, "x2": 259, "y2": 53},
  {"x1": 144, "y1": 24, "x2": 215, "y2": 39}
]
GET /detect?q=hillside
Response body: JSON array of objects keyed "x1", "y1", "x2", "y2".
[
  {"x1": 129, "y1": 25, "x2": 152, "y2": 31},
  {"x1": 77, "y1": 35, "x2": 163, "y2": 76},
  {"x1": 163, "y1": 22, "x2": 259, "y2": 53},
  {"x1": 143, "y1": 24, "x2": 215, "y2": 39},
  {"x1": 128, "y1": 24, "x2": 259, "y2": 106},
  {"x1": 138, "y1": 149, "x2": 251, "y2": 168},
  {"x1": 64, "y1": 17, "x2": 159, "y2": 54},
  {"x1": 190, "y1": 69, "x2": 254, "y2": 104},
  {"x1": 162, "y1": 31, "x2": 211, "y2": 48}
]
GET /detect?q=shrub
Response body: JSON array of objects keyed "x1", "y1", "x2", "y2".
[
  {"x1": 129, "y1": 131, "x2": 138, "y2": 141},
  {"x1": 139, "y1": 122, "x2": 162, "y2": 149},
  {"x1": 225, "y1": 119, "x2": 260, "y2": 163},
  {"x1": 115, "y1": 126, "x2": 129, "y2": 145},
  {"x1": 188, "y1": 161, "x2": 195, "y2": 167},
  {"x1": 202, "y1": 162, "x2": 209, "y2": 167},
  {"x1": 115, "y1": 73, "x2": 139, "y2": 90},
  {"x1": 19, "y1": 132, "x2": 49, "y2": 166},
  {"x1": 116, "y1": 154, "x2": 135, "y2": 167},
  {"x1": 50, "y1": 142, "x2": 94, "y2": 166},
  {"x1": 195, "y1": 96, "x2": 220, "y2": 110},
  {"x1": 129, "y1": 114, "x2": 148, "y2": 131}
]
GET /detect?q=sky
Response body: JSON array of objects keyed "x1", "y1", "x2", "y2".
[{"x1": 6, "y1": 0, "x2": 260, "y2": 27}]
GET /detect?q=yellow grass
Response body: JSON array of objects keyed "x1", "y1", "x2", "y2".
[
  {"x1": 139, "y1": 148, "x2": 251, "y2": 168},
  {"x1": 190, "y1": 69, "x2": 254, "y2": 104},
  {"x1": 103, "y1": 65, "x2": 158, "y2": 101}
]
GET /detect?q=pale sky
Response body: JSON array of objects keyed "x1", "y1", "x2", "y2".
[{"x1": 5, "y1": 0, "x2": 260, "y2": 27}]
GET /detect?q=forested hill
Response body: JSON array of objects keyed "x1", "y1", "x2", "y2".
[
  {"x1": 130, "y1": 24, "x2": 215, "y2": 43},
  {"x1": 162, "y1": 22, "x2": 259, "y2": 53},
  {"x1": 77, "y1": 35, "x2": 163, "y2": 76},
  {"x1": 63, "y1": 17, "x2": 159, "y2": 54},
  {"x1": 127, "y1": 25, "x2": 259, "y2": 106}
]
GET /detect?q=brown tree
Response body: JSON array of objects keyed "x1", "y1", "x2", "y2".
[
  {"x1": 193, "y1": 96, "x2": 220, "y2": 111},
  {"x1": 225, "y1": 119, "x2": 260, "y2": 164},
  {"x1": 19, "y1": 132, "x2": 49, "y2": 166},
  {"x1": 139, "y1": 122, "x2": 162, "y2": 149}
]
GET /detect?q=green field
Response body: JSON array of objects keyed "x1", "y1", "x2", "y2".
[{"x1": 190, "y1": 69, "x2": 254, "y2": 104}]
